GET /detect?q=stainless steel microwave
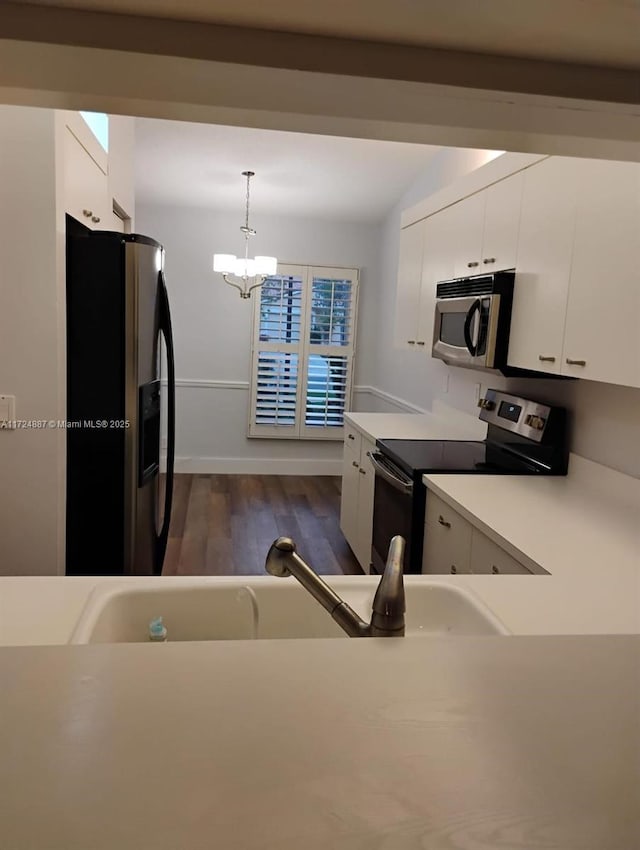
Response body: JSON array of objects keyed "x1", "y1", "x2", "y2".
[{"x1": 432, "y1": 271, "x2": 515, "y2": 374}]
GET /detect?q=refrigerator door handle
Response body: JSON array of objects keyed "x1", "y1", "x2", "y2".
[{"x1": 156, "y1": 269, "x2": 175, "y2": 575}]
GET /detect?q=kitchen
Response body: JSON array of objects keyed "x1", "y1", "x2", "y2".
[{"x1": 1, "y1": 2, "x2": 639, "y2": 847}]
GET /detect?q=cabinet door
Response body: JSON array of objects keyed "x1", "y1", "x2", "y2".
[
  {"x1": 561, "y1": 159, "x2": 640, "y2": 388},
  {"x1": 470, "y1": 531, "x2": 532, "y2": 575},
  {"x1": 507, "y1": 157, "x2": 584, "y2": 374},
  {"x1": 63, "y1": 127, "x2": 109, "y2": 229},
  {"x1": 339, "y1": 430, "x2": 362, "y2": 552},
  {"x1": 394, "y1": 222, "x2": 424, "y2": 349},
  {"x1": 481, "y1": 172, "x2": 524, "y2": 272},
  {"x1": 355, "y1": 437, "x2": 376, "y2": 572},
  {"x1": 422, "y1": 494, "x2": 473, "y2": 574},
  {"x1": 417, "y1": 206, "x2": 457, "y2": 346},
  {"x1": 452, "y1": 191, "x2": 486, "y2": 279}
]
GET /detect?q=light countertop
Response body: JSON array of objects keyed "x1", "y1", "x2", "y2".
[
  {"x1": 1, "y1": 635, "x2": 638, "y2": 849},
  {"x1": 423, "y1": 453, "x2": 640, "y2": 635},
  {"x1": 344, "y1": 410, "x2": 486, "y2": 444}
]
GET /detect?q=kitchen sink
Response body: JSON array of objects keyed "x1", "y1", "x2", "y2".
[{"x1": 69, "y1": 578, "x2": 509, "y2": 644}]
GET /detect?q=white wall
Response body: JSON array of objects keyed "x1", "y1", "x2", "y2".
[
  {"x1": 135, "y1": 203, "x2": 380, "y2": 474},
  {"x1": 0, "y1": 106, "x2": 64, "y2": 575},
  {"x1": 370, "y1": 148, "x2": 640, "y2": 478}
]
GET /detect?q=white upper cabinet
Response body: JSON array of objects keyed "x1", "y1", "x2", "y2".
[
  {"x1": 451, "y1": 190, "x2": 486, "y2": 278},
  {"x1": 395, "y1": 154, "x2": 638, "y2": 388},
  {"x1": 62, "y1": 124, "x2": 110, "y2": 229},
  {"x1": 481, "y1": 172, "x2": 524, "y2": 272},
  {"x1": 418, "y1": 205, "x2": 457, "y2": 346},
  {"x1": 57, "y1": 110, "x2": 135, "y2": 232},
  {"x1": 447, "y1": 173, "x2": 524, "y2": 279},
  {"x1": 561, "y1": 159, "x2": 640, "y2": 388},
  {"x1": 508, "y1": 157, "x2": 584, "y2": 375},
  {"x1": 394, "y1": 221, "x2": 425, "y2": 349}
]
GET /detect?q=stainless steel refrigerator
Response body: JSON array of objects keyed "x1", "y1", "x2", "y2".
[{"x1": 65, "y1": 217, "x2": 176, "y2": 575}]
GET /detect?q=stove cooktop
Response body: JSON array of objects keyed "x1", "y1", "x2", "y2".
[{"x1": 376, "y1": 438, "x2": 553, "y2": 477}]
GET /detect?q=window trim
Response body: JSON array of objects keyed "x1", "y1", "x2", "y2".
[{"x1": 248, "y1": 263, "x2": 359, "y2": 441}]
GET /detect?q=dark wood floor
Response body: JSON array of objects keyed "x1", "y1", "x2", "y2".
[{"x1": 162, "y1": 474, "x2": 362, "y2": 577}]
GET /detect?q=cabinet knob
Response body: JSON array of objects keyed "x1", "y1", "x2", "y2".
[
  {"x1": 359, "y1": 468, "x2": 366, "y2": 475},
  {"x1": 492, "y1": 565, "x2": 500, "y2": 574},
  {"x1": 467, "y1": 261, "x2": 479, "y2": 268},
  {"x1": 347, "y1": 433, "x2": 355, "y2": 440},
  {"x1": 482, "y1": 257, "x2": 496, "y2": 264},
  {"x1": 538, "y1": 355, "x2": 556, "y2": 362},
  {"x1": 407, "y1": 340, "x2": 416, "y2": 345},
  {"x1": 566, "y1": 358, "x2": 586, "y2": 366},
  {"x1": 82, "y1": 209, "x2": 93, "y2": 218},
  {"x1": 416, "y1": 340, "x2": 426, "y2": 346},
  {"x1": 91, "y1": 216, "x2": 101, "y2": 224},
  {"x1": 450, "y1": 565, "x2": 457, "y2": 574},
  {"x1": 438, "y1": 515, "x2": 451, "y2": 528},
  {"x1": 352, "y1": 460, "x2": 359, "y2": 468}
]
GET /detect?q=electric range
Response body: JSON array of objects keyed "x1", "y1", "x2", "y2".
[{"x1": 368, "y1": 390, "x2": 568, "y2": 574}]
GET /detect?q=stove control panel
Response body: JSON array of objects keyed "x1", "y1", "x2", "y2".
[{"x1": 478, "y1": 390, "x2": 564, "y2": 445}]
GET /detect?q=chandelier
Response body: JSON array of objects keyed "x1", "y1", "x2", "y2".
[{"x1": 213, "y1": 170, "x2": 277, "y2": 299}]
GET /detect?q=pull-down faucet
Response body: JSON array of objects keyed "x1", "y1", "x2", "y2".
[{"x1": 265, "y1": 535, "x2": 405, "y2": 637}]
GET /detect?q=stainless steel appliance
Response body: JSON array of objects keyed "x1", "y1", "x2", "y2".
[
  {"x1": 65, "y1": 217, "x2": 176, "y2": 576},
  {"x1": 432, "y1": 271, "x2": 515, "y2": 374},
  {"x1": 368, "y1": 390, "x2": 568, "y2": 574}
]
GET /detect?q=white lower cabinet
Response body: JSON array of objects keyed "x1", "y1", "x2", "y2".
[
  {"x1": 422, "y1": 492, "x2": 533, "y2": 575},
  {"x1": 423, "y1": 493, "x2": 473, "y2": 574},
  {"x1": 470, "y1": 531, "x2": 532, "y2": 575},
  {"x1": 339, "y1": 427, "x2": 376, "y2": 572}
]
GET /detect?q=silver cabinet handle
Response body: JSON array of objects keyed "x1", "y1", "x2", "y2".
[
  {"x1": 82, "y1": 209, "x2": 93, "y2": 218},
  {"x1": 416, "y1": 340, "x2": 425, "y2": 346},
  {"x1": 91, "y1": 216, "x2": 101, "y2": 223},
  {"x1": 566, "y1": 358, "x2": 586, "y2": 366},
  {"x1": 347, "y1": 433, "x2": 355, "y2": 440},
  {"x1": 538, "y1": 355, "x2": 556, "y2": 362},
  {"x1": 352, "y1": 460, "x2": 359, "y2": 468},
  {"x1": 438, "y1": 515, "x2": 451, "y2": 528},
  {"x1": 483, "y1": 257, "x2": 496, "y2": 264},
  {"x1": 467, "y1": 261, "x2": 479, "y2": 268},
  {"x1": 407, "y1": 340, "x2": 416, "y2": 345},
  {"x1": 359, "y1": 468, "x2": 366, "y2": 475}
]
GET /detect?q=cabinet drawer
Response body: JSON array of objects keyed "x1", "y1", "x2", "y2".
[
  {"x1": 471, "y1": 531, "x2": 532, "y2": 575},
  {"x1": 344, "y1": 427, "x2": 361, "y2": 457}
]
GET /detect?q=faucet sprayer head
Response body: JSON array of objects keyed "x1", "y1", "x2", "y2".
[{"x1": 265, "y1": 536, "x2": 296, "y2": 577}]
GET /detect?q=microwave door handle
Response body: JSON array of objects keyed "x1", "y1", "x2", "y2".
[{"x1": 463, "y1": 299, "x2": 481, "y2": 356}]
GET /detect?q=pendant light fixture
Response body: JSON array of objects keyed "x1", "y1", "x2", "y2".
[{"x1": 213, "y1": 170, "x2": 277, "y2": 299}]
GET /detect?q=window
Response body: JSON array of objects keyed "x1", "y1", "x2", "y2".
[
  {"x1": 249, "y1": 264, "x2": 359, "y2": 440},
  {"x1": 79, "y1": 111, "x2": 109, "y2": 152}
]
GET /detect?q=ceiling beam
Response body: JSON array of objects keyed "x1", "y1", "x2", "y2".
[{"x1": 1, "y1": 2, "x2": 638, "y2": 104}]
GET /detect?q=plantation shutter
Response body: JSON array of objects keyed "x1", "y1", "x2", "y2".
[{"x1": 249, "y1": 264, "x2": 358, "y2": 440}]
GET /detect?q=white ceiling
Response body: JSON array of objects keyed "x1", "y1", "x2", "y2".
[
  {"x1": 134, "y1": 119, "x2": 441, "y2": 221},
  {"x1": 13, "y1": 0, "x2": 640, "y2": 68}
]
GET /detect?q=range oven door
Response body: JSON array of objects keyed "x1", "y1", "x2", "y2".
[
  {"x1": 368, "y1": 451, "x2": 423, "y2": 574},
  {"x1": 432, "y1": 294, "x2": 501, "y2": 369}
]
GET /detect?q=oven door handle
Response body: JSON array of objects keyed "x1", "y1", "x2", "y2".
[
  {"x1": 463, "y1": 298, "x2": 482, "y2": 356},
  {"x1": 367, "y1": 452, "x2": 413, "y2": 494}
]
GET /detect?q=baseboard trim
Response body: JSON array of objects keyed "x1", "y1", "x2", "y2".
[{"x1": 171, "y1": 456, "x2": 343, "y2": 476}]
